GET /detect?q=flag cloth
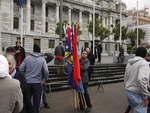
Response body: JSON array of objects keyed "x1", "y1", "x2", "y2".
[
  {"x1": 18, "y1": 0, "x2": 23, "y2": 7},
  {"x1": 72, "y1": 24, "x2": 81, "y2": 85},
  {"x1": 64, "y1": 25, "x2": 84, "y2": 93}
]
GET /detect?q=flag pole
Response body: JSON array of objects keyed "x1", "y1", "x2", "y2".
[
  {"x1": 20, "y1": 6, "x2": 23, "y2": 46},
  {"x1": 137, "y1": 1, "x2": 139, "y2": 48},
  {"x1": 119, "y1": 0, "x2": 122, "y2": 45},
  {"x1": 0, "y1": 1, "x2": 2, "y2": 54},
  {"x1": 92, "y1": 0, "x2": 95, "y2": 55}
]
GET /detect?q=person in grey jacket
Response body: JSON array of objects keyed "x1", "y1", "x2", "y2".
[
  {"x1": 79, "y1": 51, "x2": 92, "y2": 112},
  {"x1": 124, "y1": 47, "x2": 150, "y2": 113},
  {"x1": 19, "y1": 44, "x2": 49, "y2": 113},
  {"x1": 0, "y1": 54, "x2": 23, "y2": 113}
]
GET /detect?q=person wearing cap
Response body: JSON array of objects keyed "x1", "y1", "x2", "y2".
[
  {"x1": 54, "y1": 41, "x2": 66, "y2": 74},
  {"x1": 14, "y1": 40, "x2": 25, "y2": 67},
  {"x1": 0, "y1": 55, "x2": 23, "y2": 113},
  {"x1": 124, "y1": 47, "x2": 150, "y2": 113},
  {"x1": 19, "y1": 44, "x2": 49, "y2": 113}
]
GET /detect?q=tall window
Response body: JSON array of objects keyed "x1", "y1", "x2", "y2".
[
  {"x1": 14, "y1": 0, "x2": 19, "y2": 12},
  {"x1": 105, "y1": 44, "x2": 107, "y2": 51},
  {"x1": 46, "y1": 6, "x2": 48, "y2": 17},
  {"x1": 31, "y1": 4, "x2": 35, "y2": 14},
  {"x1": 31, "y1": 20, "x2": 34, "y2": 30},
  {"x1": 116, "y1": 4, "x2": 119, "y2": 11},
  {"x1": 49, "y1": 40, "x2": 54, "y2": 48},
  {"x1": 45, "y1": 22, "x2": 48, "y2": 32},
  {"x1": 14, "y1": 17, "x2": 19, "y2": 29},
  {"x1": 34, "y1": 39, "x2": 41, "y2": 47}
]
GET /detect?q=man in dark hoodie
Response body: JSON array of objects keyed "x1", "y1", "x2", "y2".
[{"x1": 19, "y1": 44, "x2": 49, "y2": 113}]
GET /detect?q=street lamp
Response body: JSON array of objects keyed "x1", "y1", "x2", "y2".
[
  {"x1": 92, "y1": 0, "x2": 95, "y2": 55},
  {"x1": 0, "y1": 1, "x2": 1, "y2": 54}
]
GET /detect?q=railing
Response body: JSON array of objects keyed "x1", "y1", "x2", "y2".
[{"x1": 46, "y1": 64, "x2": 126, "y2": 92}]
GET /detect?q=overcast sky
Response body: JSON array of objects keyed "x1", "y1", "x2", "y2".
[{"x1": 122, "y1": 0, "x2": 150, "y2": 9}]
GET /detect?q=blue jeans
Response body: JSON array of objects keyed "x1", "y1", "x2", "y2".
[{"x1": 126, "y1": 90, "x2": 147, "y2": 113}]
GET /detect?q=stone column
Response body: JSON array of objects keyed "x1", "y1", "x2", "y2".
[
  {"x1": 79, "y1": 10, "x2": 82, "y2": 30},
  {"x1": 109, "y1": 16, "x2": 113, "y2": 41},
  {"x1": 89, "y1": 13, "x2": 92, "y2": 40},
  {"x1": 26, "y1": 0, "x2": 31, "y2": 33},
  {"x1": 56, "y1": 4, "x2": 59, "y2": 23},
  {"x1": 68, "y1": 7, "x2": 72, "y2": 25},
  {"x1": 10, "y1": 0, "x2": 13, "y2": 31},
  {"x1": 102, "y1": 16, "x2": 105, "y2": 27},
  {"x1": 42, "y1": 0, "x2": 46, "y2": 34}
]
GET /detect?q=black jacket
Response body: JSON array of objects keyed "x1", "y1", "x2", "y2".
[{"x1": 14, "y1": 72, "x2": 33, "y2": 113}]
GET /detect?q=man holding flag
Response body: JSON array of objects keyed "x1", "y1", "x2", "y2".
[
  {"x1": 64, "y1": 24, "x2": 92, "y2": 112},
  {"x1": 79, "y1": 50, "x2": 92, "y2": 112}
]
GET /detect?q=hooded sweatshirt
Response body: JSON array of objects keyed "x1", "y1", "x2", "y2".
[
  {"x1": 19, "y1": 52, "x2": 49, "y2": 83},
  {"x1": 124, "y1": 56, "x2": 150, "y2": 98}
]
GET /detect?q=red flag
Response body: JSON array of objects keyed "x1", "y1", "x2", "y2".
[{"x1": 72, "y1": 24, "x2": 81, "y2": 85}]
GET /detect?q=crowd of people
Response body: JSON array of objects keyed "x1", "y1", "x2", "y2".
[{"x1": 1, "y1": 39, "x2": 150, "y2": 113}]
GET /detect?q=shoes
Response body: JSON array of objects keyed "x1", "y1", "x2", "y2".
[
  {"x1": 85, "y1": 106, "x2": 92, "y2": 112},
  {"x1": 44, "y1": 104, "x2": 50, "y2": 109},
  {"x1": 77, "y1": 107, "x2": 85, "y2": 111}
]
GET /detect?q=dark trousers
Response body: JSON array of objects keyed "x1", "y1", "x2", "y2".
[
  {"x1": 42, "y1": 83, "x2": 48, "y2": 105},
  {"x1": 88, "y1": 66, "x2": 94, "y2": 81},
  {"x1": 98, "y1": 53, "x2": 101, "y2": 62},
  {"x1": 79, "y1": 83, "x2": 92, "y2": 108},
  {"x1": 27, "y1": 83, "x2": 42, "y2": 113}
]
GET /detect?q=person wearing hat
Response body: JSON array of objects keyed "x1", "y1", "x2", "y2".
[
  {"x1": 124, "y1": 47, "x2": 150, "y2": 113},
  {"x1": 14, "y1": 40, "x2": 25, "y2": 68},
  {"x1": 19, "y1": 44, "x2": 49, "y2": 113},
  {"x1": 54, "y1": 41, "x2": 66, "y2": 74}
]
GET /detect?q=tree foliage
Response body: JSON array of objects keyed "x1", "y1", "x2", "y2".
[
  {"x1": 55, "y1": 20, "x2": 82, "y2": 39},
  {"x1": 127, "y1": 28, "x2": 146, "y2": 53},
  {"x1": 111, "y1": 24, "x2": 128, "y2": 42},
  {"x1": 88, "y1": 18, "x2": 110, "y2": 41}
]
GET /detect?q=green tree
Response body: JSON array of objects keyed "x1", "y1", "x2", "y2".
[
  {"x1": 127, "y1": 28, "x2": 146, "y2": 54},
  {"x1": 55, "y1": 20, "x2": 82, "y2": 39},
  {"x1": 111, "y1": 24, "x2": 128, "y2": 42},
  {"x1": 88, "y1": 18, "x2": 110, "y2": 41}
]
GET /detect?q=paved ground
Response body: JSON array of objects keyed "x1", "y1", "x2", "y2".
[{"x1": 40, "y1": 82, "x2": 129, "y2": 113}]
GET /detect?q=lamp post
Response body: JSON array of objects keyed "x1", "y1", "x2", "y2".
[
  {"x1": 60, "y1": 0, "x2": 63, "y2": 41},
  {"x1": 92, "y1": 0, "x2": 95, "y2": 55},
  {"x1": 0, "y1": 1, "x2": 1, "y2": 54},
  {"x1": 119, "y1": 0, "x2": 122, "y2": 45},
  {"x1": 137, "y1": 1, "x2": 139, "y2": 48}
]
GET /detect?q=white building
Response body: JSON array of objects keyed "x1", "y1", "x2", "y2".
[{"x1": 0, "y1": 0, "x2": 127, "y2": 55}]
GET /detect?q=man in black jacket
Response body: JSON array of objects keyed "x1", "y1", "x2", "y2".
[
  {"x1": 97, "y1": 41, "x2": 103, "y2": 63},
  {"x1": 86, "y1": 47, "x2": 95, "y2": 81},
  {"x1": 41, "y1": 52, "x2": 54, "y2": 109}
]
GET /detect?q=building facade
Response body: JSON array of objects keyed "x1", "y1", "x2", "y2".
[
  {"x1": 0, "y1": 0, "x2": 127, "y2": 55},
  {"x1": 127, "y1": 7, "x2": 150, "y2": 46}
]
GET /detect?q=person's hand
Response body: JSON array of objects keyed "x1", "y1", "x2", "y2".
[
  {"x1": 15, "y1": 50, "x2": 20, "y2": 53},
  {"x1": 41, "y1": 52, "x2": 45, "y2": 55},
  {"x1": 143, "y1": 97, "x2": 149, "y2": 107},
  {"x1": 41, "y1": 80, "x2": 45, "y2": 84}
]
